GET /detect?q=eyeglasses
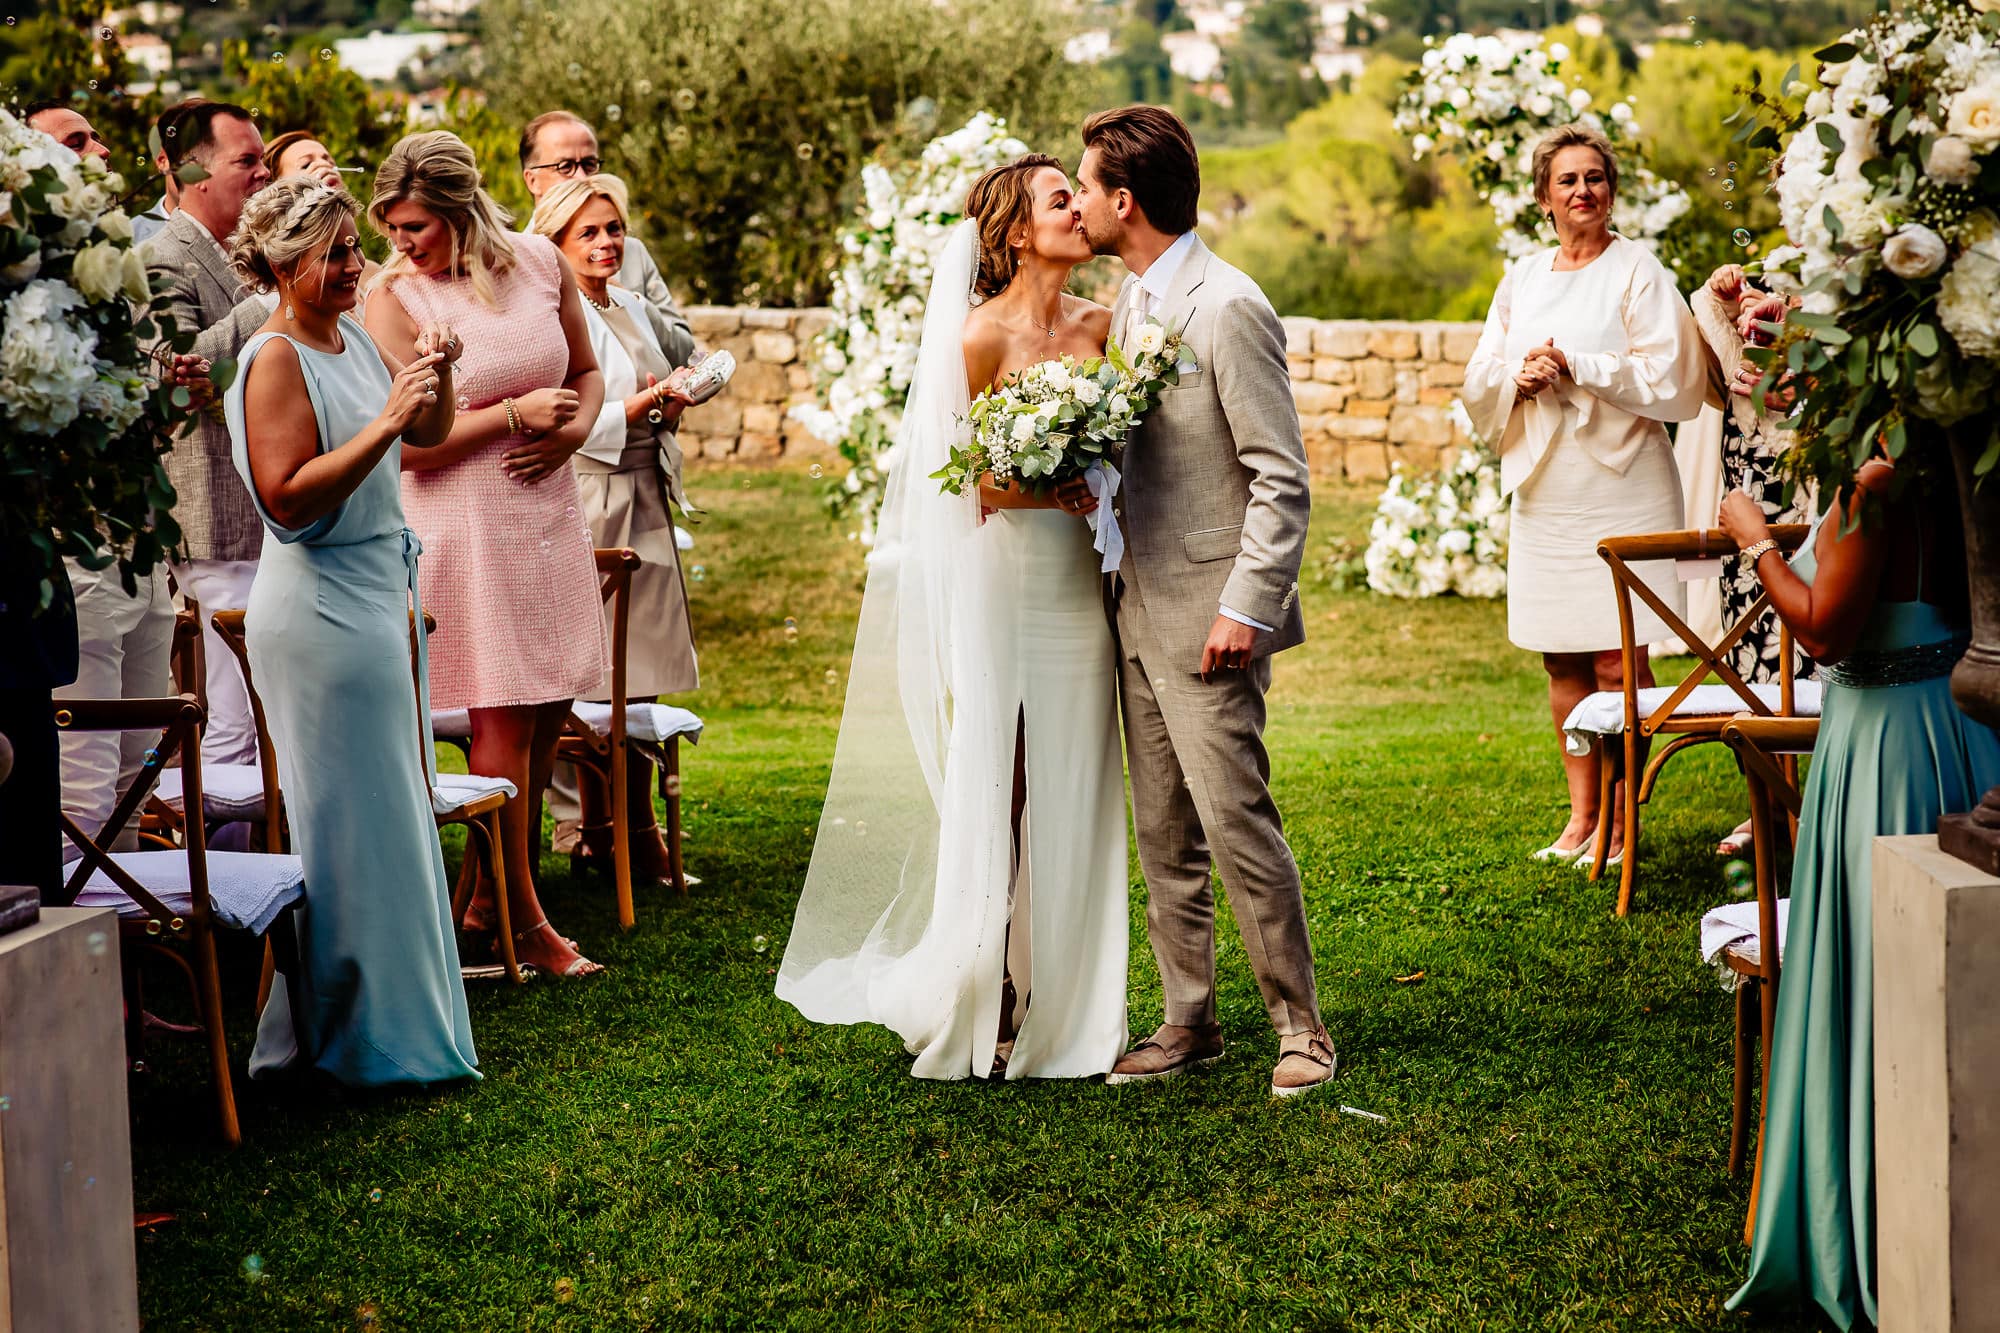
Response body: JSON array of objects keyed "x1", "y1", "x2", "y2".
[{"x1": 525, "y1": 156, "x2": 600, "y2": 177}]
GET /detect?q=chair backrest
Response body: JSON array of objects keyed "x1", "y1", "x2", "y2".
[
  {"x1": 55, "y1": 695, "x2": 215, "y2": 933},
  {"x1": 208, "y1": 610, "x2": 286, "y2": 854},
  {"x1": 579, "y1": 548, "x2": 640, "y2": 750},
  {"x1": 1597, "y1": 525, "x2": 1812, "y2": 737},
  {"x1": 1720, "y1": 716, "x2": 1814, "y2": 991}
]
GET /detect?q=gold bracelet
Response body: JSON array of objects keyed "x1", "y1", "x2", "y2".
[
  {"x1": 1740, "y1": 537, "x2": 1778, "y2": 566},
  {"x1": 503, "y1": 397, "x2": 520, "y2": 434}
]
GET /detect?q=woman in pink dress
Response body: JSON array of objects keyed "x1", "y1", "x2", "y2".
[{"x1": 364, "y1": 131, "x2": 607, "y2": 978}]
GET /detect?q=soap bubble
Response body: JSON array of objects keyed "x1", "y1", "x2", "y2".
[
  {"x1": 86, "y1": 931, "x2": 109, "y2": 957},
  {"x1": 823, "y1": 668, "x2": 837, "y2": 685},
  {"x1": 690, "y1": 564, "x2": 706, "y2": 582},
  {"x1": 795, "y1": 142, "x2": 815, "y2": 161},
  {"x1": 320, "y1": 48, "x2": 333, "y2": 60},
  {"x1": 1724, "y1": 858, "x2": 1754, "y2": 898},
  {"x1": 456, "y1": 393, "x2": 470, "y2": 409},
  {"x1": 0, "y1": 1096, "x2": 10, "y2": 1112},
  {"x1": 1727, "y1": 160, "x2": 1738, "y2": 171},
  {"x1": 1707, "y1": 167, "x2": 1717, "y2": 177},
  {"x1": 647, "y1": 408, "x2": 664, "y2": 424},
  {"x1": 566, "y1": 62, "x2": 582, "y2": 79},
  {"x1": 674, "y1": 88, "x2": 698, "y2": 111},
  {"x1": 808, "y1": 464, "x2": 822, "y2": 478},
  {"x1": 752, "y1": 935, "x2": 769, "y2": 953},
  {"x1": 1732, "y1": 228, "x2": 1753, "y2": 247},
  {"x1": 242, "y1": 1255, "x2": 266, "y2": 1280},
  {"x1": 271, "y1": 51, "x2": 285, "y2": 63},
  {"x1": 368, "y1": 1188, "x2": 382, "y2": 1203},
  {"x1": 101, "y1": 26, "x2": 114, "y2": 38},
  {"x1": 636, "y1": 79, "x2": 654, "y2": 96},
  {"x1": 605, "y1": 105, "x2": 622, "y2": 123},
  {"x1": 1723, "y1": 178, "x2": 1736, "y2": 192},
  {"x1": 855, "y1": 820, "x2": 867, "y2": 837},
  {"x1": 1724, "y1": 201, "x2": 1735, "y2": 211}
]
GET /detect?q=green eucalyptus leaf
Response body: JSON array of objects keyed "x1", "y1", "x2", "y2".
[
  {"x1": 1908, "y1": 324, "x2": 1939, "y2": 358},
  {"x1": 175, "y1": 162, "x2": 211, "y2": 186},
  {"x1": 1816, "y1": 122, "x2": 1846, "y2": 153},
  {"x1": 1814, "y1": 41, "x2": 1858, "y2": 63}
]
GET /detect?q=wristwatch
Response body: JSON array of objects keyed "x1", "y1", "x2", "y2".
[{"x1": 1740, "y1": 537, "x2": 1778, "y2": 566}]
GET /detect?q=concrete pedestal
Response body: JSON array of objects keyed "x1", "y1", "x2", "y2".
[
  {"x1": 1874, "y1": 835, "x2": 2000, "y2": 1333},
  {"x1": 0, "y1": 907, "x2": 138, "y2": 1333}
]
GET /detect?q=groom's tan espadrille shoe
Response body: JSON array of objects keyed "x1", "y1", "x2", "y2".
[
  {"x1": 1270, "y1": 1028, "x2": 1337, "y2": 1099},
  {"x1": 1105, "y1": 1023, "x2": 1224, "y2": 1085}
]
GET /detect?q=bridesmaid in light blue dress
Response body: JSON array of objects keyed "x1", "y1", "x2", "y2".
[
  {"x1": 1719, "y1": 459, "x2": 2000, "y2": 1329},
  {"x1": 219, "y1": 179, "x2": 479, "y2": 1087}
]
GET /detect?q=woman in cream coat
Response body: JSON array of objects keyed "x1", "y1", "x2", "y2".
[
  {"x1": 1463, "y1": 124, "x2": 1707, "y2": 867},
  {"x1": 530, "y1": 174, "x2": 699, "y2": 879}
]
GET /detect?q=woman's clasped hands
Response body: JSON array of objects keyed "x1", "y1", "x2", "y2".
[{"x1": 1514, "y1": 337, "x2": 1570, "y2": 400}]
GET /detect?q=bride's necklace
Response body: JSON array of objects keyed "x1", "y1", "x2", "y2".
[{"x1": 1026, "y1": 302, "x2": 1059, "y2": 339}]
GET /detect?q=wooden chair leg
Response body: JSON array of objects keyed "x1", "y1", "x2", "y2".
[
  {"x1": 610, "y1": 733, "x2": 634, "y2": 931},
  {"x1": 1614, "y1": 732, "x2": 1640, "y2": 917},
  {"x1": 665, "y1": 740, "x2": 686, "y2": 897},
  {"x1": 479, "y1": 810, "x2": 526, "y2": 985},
  {"x1": 254, "y1": 937, "x2": 276, "y2": 1013},
  {"x1": 191, "y1": 926, "x2": 241, "y2": 1148},
  {"x1": 122, "y1": 953, "x2": 146, "y2": 1070},
  {"x1": 1587, "y1": 743, "x2": 1613, "y2": 881},
  {"x1": 1729, "y1": 978, "x2": 1755, "y2": 1175}
]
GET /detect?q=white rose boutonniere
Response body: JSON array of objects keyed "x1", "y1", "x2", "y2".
[{"x1": 1132, "y1": 321, "x2": 1167, "y2": 357}]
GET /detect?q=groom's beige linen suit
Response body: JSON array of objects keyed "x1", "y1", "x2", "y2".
[{"x1": 1107, "y1": 232, "x2": 1319, "y2": 1036}]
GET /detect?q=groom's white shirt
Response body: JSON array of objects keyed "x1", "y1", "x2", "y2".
[{"x1": 1129, "y1": 230, "x2": 1276, "y2": 635}]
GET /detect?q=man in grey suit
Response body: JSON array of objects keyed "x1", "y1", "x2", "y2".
[
  {"x1": 518, "y1": 110, "x2": 686, "y2": 322},
  {"x1": 1075, "y1": 105, "x2": 1335, "y2": 1098},
  {"x1": 142, "y1": 100, "x2": 273, "y2": 768}
]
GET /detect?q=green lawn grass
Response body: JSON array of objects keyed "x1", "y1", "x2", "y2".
[{"x1": 129, "y1": 466, "x2": 1821, "y2": 1331}]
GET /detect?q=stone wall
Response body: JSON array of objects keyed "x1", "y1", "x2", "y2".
[{"x1": 678, "y1": 306, "x2": 1486, "y2": 481}]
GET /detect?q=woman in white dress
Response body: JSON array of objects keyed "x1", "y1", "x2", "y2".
[
  {"x1": 778, "y1": 156, "x2": 1130, "y2": 1081},
  {"x1": 1463, "y1": 124, "x2": 1707, "y2": 865}
]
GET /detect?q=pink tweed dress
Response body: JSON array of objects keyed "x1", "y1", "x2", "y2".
[{"x1": 387, "y1": 233, "x2": 608, "y2": 710}]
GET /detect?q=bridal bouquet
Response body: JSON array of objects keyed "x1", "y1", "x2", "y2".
[
  {"x1": 933, "y1": 318, "x2": 1194, "y2": 571},
  {"x1": 1742, "y1": 1, "x2": 2000, "y2": 489},
  {"x1": 0, "y1": 109, "x2": 190, "y2": 608}
]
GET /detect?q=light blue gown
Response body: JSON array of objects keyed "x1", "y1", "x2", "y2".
[
  {"x1": 224, "y1": 315, "x2": 479, "y2": 1087},
  {"x1": 1729, "y1": 520, "x2": 2000, "y2": 1329}
]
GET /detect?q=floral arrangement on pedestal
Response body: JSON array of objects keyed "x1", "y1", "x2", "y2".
[
  {"x1": 1394, "y1": 32, "x2": 1696, "y2": 275},
  {"x1": 0, "y1": 110, "x2": 191, "y2": 608},
  {"x1": 1361, "y1": 402, "x2": 1510, "y2": 601},
  {"x1": 791, "y1": 112, "x2": 1029, "y2": 543},
  {"x1": 1740, "y1": 1, "x2": 2000, "y2": 492}
]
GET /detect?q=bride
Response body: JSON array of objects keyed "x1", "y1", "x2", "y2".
[{"x1": 776, "y1": 154, "x2": 1130, "y2": 1080}]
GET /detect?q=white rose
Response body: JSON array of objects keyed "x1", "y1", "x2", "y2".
[
  {"x1": 1072, "y1": 378, "x2": 1102, "y2": 407},
  {"x1": 1010, "y1": 412, "x2": 1039, "y2": 444},
  {"x1": 1806, "y1": 90, "x2": 1833, "y2": 120},
  {"x1": 1927, "y1": 135, "x2": 1982, "y2": 187},
  {"x1": 1882, "y1": 224, "x2": 1947, "y2": 279},
  {"x1": 1567, "y1": 87, "x2": 1591, "y2": 112},
  {"x1": 1527, "y1": 94, "x2": 1554, "y2": 118},
  {"x1": 1132, "y1": 323, "x2": 1166, "y2": 356},
  {"x1": 95, "y1": 208, "x2": 133, "y2": 243},
  {"x1": 1548, "y1": 42, "x2": 1570, "y2": 62},
  {"x1": 1438, "y1": 528, "x2": 1473, "y2": 556},
  {"x1": 70, "y1": 242, "x2": 125, "y2": 302},
  {"x1": 121, "y1": 248, "x2": 150, "y2": 304},
  {"x1": 1609, "y1": 101, "x2": 1633, "y2": 125},
  {"x1": 1947, "y1": 80, "x2": 2000, "y2": 147}
]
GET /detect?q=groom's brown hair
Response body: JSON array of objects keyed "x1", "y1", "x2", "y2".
[{"x1": 1080, "y1": 105, "x2": 1199, "y2": 235}]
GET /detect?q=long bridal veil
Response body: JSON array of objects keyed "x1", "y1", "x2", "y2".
[{"x1": 777, "y1": 222, "x2": 1020, "y2": 1070}]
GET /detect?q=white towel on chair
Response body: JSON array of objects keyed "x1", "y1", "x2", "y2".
[{"x1": 1698, "y1": 898, "x2": 1789, "y2": 989}]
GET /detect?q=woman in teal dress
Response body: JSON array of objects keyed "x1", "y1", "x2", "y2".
[
  {"x1": 220, "y1": 177, "x2": 480, "y2": 1086},
  {"x1": 1719, "y1": 456, "x2": 2000, "y2": 1329}
]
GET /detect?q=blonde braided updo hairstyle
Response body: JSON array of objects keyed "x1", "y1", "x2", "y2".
[{"x1": 227, "y1": 175, "x2": 360, "y2": 293}]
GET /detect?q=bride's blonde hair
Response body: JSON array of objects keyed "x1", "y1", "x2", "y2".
[
  {"x1": 368, "y1": 130, "x2": 517, "y2": 305},
  {"x1": 965, "y1": 153, "x2": 1064, "y2": 300}
]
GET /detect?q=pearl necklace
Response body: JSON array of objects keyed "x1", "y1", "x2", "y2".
[{"x1": 583, "y1": 290, "x2": 616, "y2": 311}]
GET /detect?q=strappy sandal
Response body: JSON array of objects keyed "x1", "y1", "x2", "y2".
[
  {"x1": 989, "y1": 1040, "x2": 1016, "y2": 1079},
  {"x1": 507, "y1": 919, "x2": 603, "y2": 979},
  {"x1": 461, "y1": 904, "x2": 578, "y2": 952}
]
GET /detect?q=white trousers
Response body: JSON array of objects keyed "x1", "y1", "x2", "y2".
[
  {"x1": 169, "y1": 558, "x2": 261, "y2": 767},
  {"x1": 54, "y1": 559, "x2": 175, "y2": 859}
]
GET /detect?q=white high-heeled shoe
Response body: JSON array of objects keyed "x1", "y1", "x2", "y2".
[{"x1": 1530, "y1": 834, "x2": 1595, "y2": 863}]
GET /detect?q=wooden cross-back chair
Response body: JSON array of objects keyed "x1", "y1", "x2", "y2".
[
  {"x1": 1575, "y1": 525, "x2": 1818, "y2": 915},
  {"x1": 1716, "y1": 713, "x2": 1818, "y2": 1245},
  {"x1": 144, "y1": 607, "x2": 281, "y2": 855},
  {"x1": 55, "y1": 692, "x2": 306, "y2": 1148},
  {"x1": 209, "y1": 609, "x2": 528, "y2": 986}
]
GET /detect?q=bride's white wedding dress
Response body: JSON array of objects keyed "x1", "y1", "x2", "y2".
[{"x1": 776, "y1": 223, "x2": 1129, "y2": 1080}]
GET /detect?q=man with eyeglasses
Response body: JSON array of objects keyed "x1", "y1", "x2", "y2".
[{"x1": 518, "y1": 110, "x2": 681, "y2": 319}]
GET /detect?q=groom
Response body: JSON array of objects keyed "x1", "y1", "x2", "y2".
[{"x1": 1074, "y1": 106, "x2": 1334, "y2": 1098}]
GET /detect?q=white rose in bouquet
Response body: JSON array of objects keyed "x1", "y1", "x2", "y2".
[
  {"x1": 1947, "y1": 78, "x2": 2000, "y2": 147},
  {"x1": 95, "y1": 208, "x2": 133, "y2": 244},
  {"x1": 1882, "y1": 224, "x2": 1948, "y2": 279},
  {"x1": 1927, "y1": 135, "x2": 1982, "y2": 186},
  {"x1": 1010, "y1": 412, "x2": 1040, "y2": 444},
  {"x1": 71, "y1": 242, "x2": 127, "y2": 303}
]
